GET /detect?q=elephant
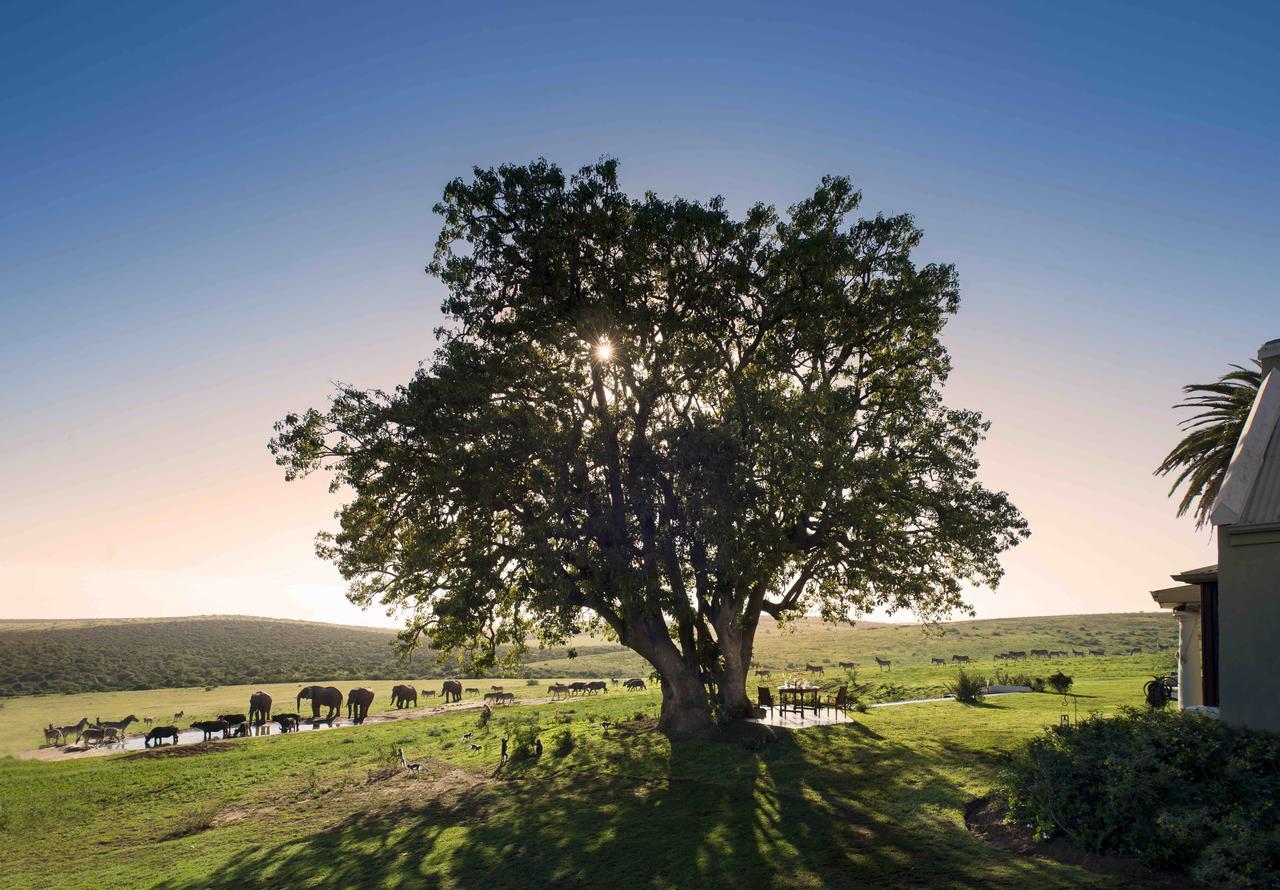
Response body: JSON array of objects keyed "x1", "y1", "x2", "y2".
[
  {"x1": 347, "y1": 687, "x2": 375, "y2": 724},
  {"x1": 391, "y1": 684, "x2": 417, "y2": 709},
  {"x1": 248, "y1": 691, "x2": 273, "y2": 725},
  {"x1": 439, "y1": 680, "x2": 462, "y2": 703},
  {"x1": 297, "y1": 685, "x2": 343, "y2": 720}
]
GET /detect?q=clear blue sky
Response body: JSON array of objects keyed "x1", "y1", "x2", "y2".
[{"x1": 2, "y1": 2, "x2": 1277, "y2": 625}]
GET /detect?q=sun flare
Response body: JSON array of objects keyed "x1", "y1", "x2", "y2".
[{"x1": 595, "y1": 337, "x2": 613, "y2": 363}]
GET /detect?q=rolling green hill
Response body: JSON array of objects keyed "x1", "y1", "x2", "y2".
[{"x1": 0, "y1": 611, "x2": 1175, "y2": 697}]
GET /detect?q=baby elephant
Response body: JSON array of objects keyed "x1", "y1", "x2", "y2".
[
  {"x1": 145, "y1": 726, "x2": 179, "y2": 747},
  {"x1": 191, "y1": 720, "x2": 228, "y2": 741},
  {"x1": 273, "y1": 713, "x2": 300, "y2": 733}
]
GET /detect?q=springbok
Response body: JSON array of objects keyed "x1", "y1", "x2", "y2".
[
  {"x1": 874, "y1": 657, "x2": 891, "y2": 672},
  {"x1": 398, "y1": 747, "x2": 422, "y2": 775}
]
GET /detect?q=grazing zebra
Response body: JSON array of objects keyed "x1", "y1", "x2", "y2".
[
  {"x1": 837, "y1": 661, "x2": 857, "y2": 669},
  {"x1": 931, "y1": 657, "x2": 946, "y2": 666},
  {"x1": 804, "y1": 663, "x2": 825, "y2": 675},
  {"x1": 1072, "y1": 650, "x2": 1084, "y2": 657},
  {"x1": 490, "y1": 685, "x2": 504, "y2": 692},
  {"x1": 952, "y1": 655, "x2": 970, "y2": 664},
  {"x1": 549, "y1": 683, "x2": 570, "y2": 699},
  {"x1": 874, "y1": 657, "x2": 891, "y2": 672},
  {"x1": 173, "y1": 710, "x2": 184, "y2": 720},
  {"x1": 43, "y1": 724, "x2": 62, "y2": 746},
  {"x1": 755, "y1": 668, "x2": 771, "y2": 678},
  {"x1": 1089, "y1": 649, "x2": 1105, "y2": 656}
]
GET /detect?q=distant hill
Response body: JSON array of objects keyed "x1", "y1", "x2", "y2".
[{"x1": 0, "y1": 611, "x2": 1174, "y2": 696}]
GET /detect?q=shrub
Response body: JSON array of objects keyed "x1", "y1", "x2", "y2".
[
  {"x1": 1000, "y1": 708, "x2": 1280, "y2": 886},
  {"x1": 551, "y1": 729, "x2": 574, "y2": 757},
  {"x1": 1047, "y1": 671, "x2": 1073, "y2": 695},
  {"x1": 525, "y1": 678, "x2": 539, "y2": 686},
  {"x1": 946, "y1": 667, "x2": 986, "y2": 704},
  {"x1": 506, "y1": 718, "x2": 542, "y2": 761}
]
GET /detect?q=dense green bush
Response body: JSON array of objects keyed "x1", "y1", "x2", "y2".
[
  {"x1": 551, "y1": 729, "x2": 574, "y2": 757},
  {"x1": 1047, "y1": 671, "x2": 1073, "y2": 695},
  {"x1": 1001, "y1": 708, "x2": 1280, "y2": 887},
  {"x1": 946, "y1": 667, "x2": 986, "y2": 704}
]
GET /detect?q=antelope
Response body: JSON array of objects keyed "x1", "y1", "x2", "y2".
[{"x1": 874, "y1": 657, "x2": 891, "y2": 672}]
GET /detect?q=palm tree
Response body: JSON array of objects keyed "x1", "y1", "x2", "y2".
[{"x1": 1155, "y1": 363, "x2": 1261, "y2": 528}]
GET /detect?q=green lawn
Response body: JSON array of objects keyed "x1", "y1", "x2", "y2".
[{"x1": 1, "y1": 674, "x2": 1159, "y2": 888}]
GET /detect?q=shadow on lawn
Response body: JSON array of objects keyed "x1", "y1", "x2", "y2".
[{"x1": 162, "y1": 722, "x2": 1103, "y2": 889}]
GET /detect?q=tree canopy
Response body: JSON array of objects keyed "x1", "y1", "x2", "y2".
[{"x1": 271, "y1": 158, "x2": 1028, "y2": 737}]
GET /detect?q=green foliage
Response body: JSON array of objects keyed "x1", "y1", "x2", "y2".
[
  {"x1": 270, "y1": 158, "x2": 1028, "y2": 735},
  {"x1": 502, "y1": 716, "x2": 543, "y2": 761},
  {"x1": 946, "y1": 667, "x2": 986, "y2": 704},
  {"x1": 0, "y1": 617, "x2": 446, "y2": 696},
  {"x1": 1001, "y1": 708, "x2": 1280, "y2": 885},
  {"x1": 550, "y1": 728, "x2": 575, "y2": 757},
  {"x1": 1155, "y1": 363, "x2": 1260, "y2": 529},
  {"x1": 1047, "y1": 671, "x2": 1073, "y2": 695}
]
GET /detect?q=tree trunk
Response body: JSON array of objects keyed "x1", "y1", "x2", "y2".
[
  {"x1": 656, "y1": 661, "x2": 715, "y2": 739},
  {"x1": 715, "y1": 614, "x2": 755, "y2": 719},
  {"x1": 629, "y1": 616, "x2": 716, "y2": 739}
]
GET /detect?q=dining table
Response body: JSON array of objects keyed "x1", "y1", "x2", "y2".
[{"x1": 777, "y1": 684, "x2": 821, "y2": 716}]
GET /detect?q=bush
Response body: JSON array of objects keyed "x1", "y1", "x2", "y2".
[
  {"x1": 1047, "y1": 671, "x2": 1073, "y2": 695},
  {"x1": 551, "y1": 729, "x2": 574, "y2": 757},
  {"x1": 1001, "y1": 708, "x2": 1280, "y2": 886},
  {"x1": 505, "y1": 718, "x2": 542, "y2": 761},
  {"x1": 525, "y1": 678, "x2": 539, "y2": 686},
  {"x1": 946, "y1": 667, "x2": 986, "y2": 704}
]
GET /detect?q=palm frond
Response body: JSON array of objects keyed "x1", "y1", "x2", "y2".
[{"x1": 1155, "y1": 362, "x2": 1261, "y2": 529}]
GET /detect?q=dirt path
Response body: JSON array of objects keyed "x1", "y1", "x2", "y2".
[{"x1": 14, "y1": 694, "x2": 567, "y2": 762}]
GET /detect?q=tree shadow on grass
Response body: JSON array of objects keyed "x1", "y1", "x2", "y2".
[{"x1": 160, "y1": 720, "x2": 1117, "y2": 889}]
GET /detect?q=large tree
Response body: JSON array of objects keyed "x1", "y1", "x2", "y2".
[
  {"x1": 270, "y1": 159, "x2": 1027, "y2": 738},
  {"x1": 1155, "y1": 363, "x2": 1261, "y2": 528}
]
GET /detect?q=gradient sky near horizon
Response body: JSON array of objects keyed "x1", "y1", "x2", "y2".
[{"x1": 2, "y1": 2, "x2": 1277, "y2": 629}]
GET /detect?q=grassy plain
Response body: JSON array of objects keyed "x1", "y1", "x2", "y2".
[{"x1": 1, "y1": 673, "x2": 1156, "y2": 888}]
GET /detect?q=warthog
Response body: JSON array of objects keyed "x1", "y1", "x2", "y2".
[{"x1": 623, "y1": 678, "x2": 646, "y2": 691}]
